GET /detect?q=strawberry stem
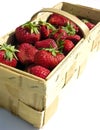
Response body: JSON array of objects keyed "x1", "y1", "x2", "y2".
[
  {"x1": 42, "y1": 47, "x2": 60, "y2": 56},
  {"x1": 38, "y1": 20, "x2": 56, "y2": 31},
  {"x1": 0, "y1": 43, "x2": 18, "y2": 61},
  {"x1": 62, "y1": 22, "x2": 76, "y2": 35},
  {"x1": 22, "y1": 21, "x2": 39, "y2": 34}
]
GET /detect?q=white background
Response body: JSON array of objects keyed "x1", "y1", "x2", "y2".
[{"x1": 0, "y1": 0, "x2": 100, "y2": 130}]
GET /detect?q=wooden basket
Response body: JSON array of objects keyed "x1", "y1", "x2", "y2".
[{"x1": 0, "y1": 2, "x2": 100, "y2": 128}]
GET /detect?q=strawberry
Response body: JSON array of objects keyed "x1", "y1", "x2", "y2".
[
  {"x1": 63, "y1": 40, "x2": 75, "y2": 55},
  {"x1": 35, "y1": 38, "x2": 58, "y2": 49},
  {"x1": 0, "y1": 43, "x2": 18, "y2": 67},
  {"x1": 34, "y1": 49, "x2": 65, "y2": 70},
  {"x1": 62, "y1": 22, "x2": 76, "y2": 36},
  {"x1": 15, "y1": 21, "x2": 40, "y2": 44},
  {"x1": 39, "y1": 21, "x2": 56, "y2": 39},
  {"x1": 51, "y1": 27, "x2": 68, "y2": 41},
  {"x1": 17, "y1": 43, "x2": 38, "y2": 65},
  {"x1": 66, "y1": 34, "x2": 81, "y2": 44},
  {"x1": 47, "y1": 13, "x2": 69, "y2": 27},
  {"x1": 26, "y1": 65, "x2": 50, "y2": 79},
  {"x1": 47, "y1": 13, "x2": 79, "y2": 32},
  {"x1": 82, "y1": 19, "x2": 95, "y2": 30},
  {"x1": 51, "y1": 22, "x2": 79, "y2": 43},
  {"x1": 61, "y1": 23, "x2": 81, "y2": 44}
]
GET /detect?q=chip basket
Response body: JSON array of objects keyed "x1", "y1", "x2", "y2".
[{"x1": 0, "y1": 2, "x2": 100, "y2": 128}]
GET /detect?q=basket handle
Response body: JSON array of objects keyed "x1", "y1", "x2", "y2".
[{"x1": 30, "y1": 8, "x2": 89, "y2": 38}]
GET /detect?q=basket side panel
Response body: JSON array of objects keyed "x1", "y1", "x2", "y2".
[
  {"x1": 0, "y1": 63, "x2": 46, "y2": 112},
  {"x1": 43, "y1": 96, "x2": 59, "y2": 125},
  {"x1": 45, "y1": 40, "x2": 84, "y2": 107},
  {"x1": 87, "y1": 23, "x2": 100, "y2": 52},
  {"x1": 18, "y1": 100, "x2": 44, "y2": 128},
  {"x1": 61, "y1": 2, "x2": 100, "y2": 23},
  {"x1": 0, "y1": 65, "x2": 21, "y2": 113},
  {"x1": 19, "y1": 75, "x2": 46, "y2": 111},
  {"x1": 90, "y1": 23, "x2": 100, "y2": 52}
]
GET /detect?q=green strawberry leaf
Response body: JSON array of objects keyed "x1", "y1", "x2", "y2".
[
  {"x1": 22, "y1": 21, "x2": 39, "y2": 34},
  {"x1": 0, "y1": 43, "x2": 19, "y2": 61},
  {"x1": 57, "y1": 40, "x2": 64, "y2": 53},
  {"x1": 43, "y1": 47, "x2": 60, "y2": 56},
  {"x1": 38, "y1": 20, "x2": 56, "y2": 31},
  {"x1": 62, "y1": 22, "x2": 76, "y2": 35}
]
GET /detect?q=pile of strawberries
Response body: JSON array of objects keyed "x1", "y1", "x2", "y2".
[{"x1": 0, "y1": 13, "x2": 95, "y2": 79}]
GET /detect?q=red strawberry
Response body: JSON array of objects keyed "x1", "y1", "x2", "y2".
[
  {"x1": 61, "y1": 23, "x2": 81, "y2": 44},
  {"x1": 66, "y1": 34, "x2": 81, "y2": 44},
  {"x1": 0, "y1": 43, "x2": 18, "y2": 67},
  {"x1": 47, "y1": 13, "x2": 79, "y2": 32},
  {"x1": 34, "y1": 49, "x2": 65, "y2": 70},
  {"x1": 63, "y1": 40, "x2": 75, "y2": 55},
  {"x1": 26, "y1": 65, "x2": 50, "y2": 79},
  {"x1": 35, "y1": 38, "x2": 58, "y2": 49},
  {"x1": 15, "y1": 22, "x2": 40, "y2": 44},
  {"x1": 82, "y1": 19, "x2": 95, "y2": 30},
  {"x1": 47, "y1": 13, "x2": 69, "y2": 27},
  {"x1": 39, "y1": 21, "x2": 56, "y2": 39},
  {"x1": 17, "y1": 43, "x2": 38, "y2": 65},
  {"x1": 51, "y1": 27, "x2": 68, "y2": 41}
]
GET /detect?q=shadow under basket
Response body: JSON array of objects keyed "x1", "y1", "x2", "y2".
[{"x1": 0, "y1": 2, "x2": 100, "y2": 128}]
